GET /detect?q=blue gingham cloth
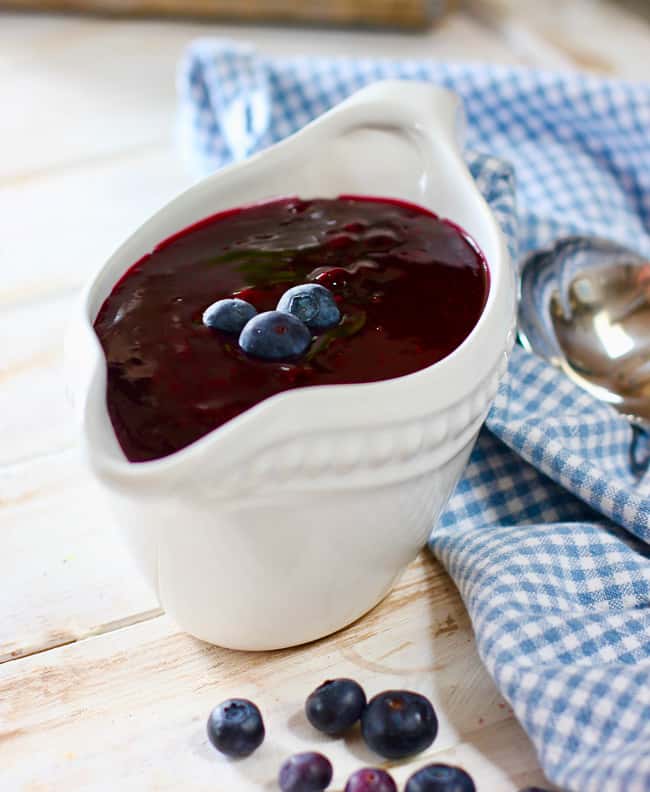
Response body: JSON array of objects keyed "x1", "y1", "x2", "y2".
[{"x1": 178, "y1": 42, "x2": 650, "y2": 792}]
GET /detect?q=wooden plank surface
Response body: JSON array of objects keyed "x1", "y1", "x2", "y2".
[
  {"x1": 0, "y1": 156, "x2": 193, "y2": 464},
  {"x1": 0, "y1": 450, "x2": 160, "y2": 663},
  {"x1": 0, "y1": 557, "x2": 557, "y2": 791},
  {"x1": 1, "y1": 4, "x2": 649, "y2": 789}
]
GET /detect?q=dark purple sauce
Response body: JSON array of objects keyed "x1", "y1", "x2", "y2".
[{"x1": 94, "y1": 196, "x2": 489, "y2": 462}]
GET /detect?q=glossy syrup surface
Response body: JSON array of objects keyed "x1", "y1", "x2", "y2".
[{"x1": 94, "y1": 196, "x2": 489, "y2": 462}]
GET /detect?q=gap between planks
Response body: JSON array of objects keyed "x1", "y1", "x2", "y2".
[{"x1": 0, "y1": 607, "x2": 165, "y2": 665}]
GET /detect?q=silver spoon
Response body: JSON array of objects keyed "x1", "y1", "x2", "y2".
[{"x1": 518, "y1": 236, "x2": 650, "y2": 428}]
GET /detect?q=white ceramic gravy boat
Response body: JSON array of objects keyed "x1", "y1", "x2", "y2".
[{"x1": 67, "y1": 81, "x2": 516, "y2": 650}]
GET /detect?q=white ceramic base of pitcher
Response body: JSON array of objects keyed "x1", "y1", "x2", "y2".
[{"x1": 106, "y1": 431, "x2": 481, "y2": 650}]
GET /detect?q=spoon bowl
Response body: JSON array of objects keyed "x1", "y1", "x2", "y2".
[{"x1": 519, "y1": 236, "x2": 650, "y2": 426}]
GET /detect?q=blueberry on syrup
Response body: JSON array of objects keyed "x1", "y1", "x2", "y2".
[
  {"x1": 202, "y1": 298, "x2": 257, "y2": 334},
  {"x1": 305, "y1": 678, "x2": 367, "y2": 736},
  {"x1": 277, "y1": 283, "x2": 341, "y2": 330},
  {"x1": 239, "y1": 311, "x2": 312, "y2": 360},
  {"x1": 405, "y1": 764, "x2": 476, "y2": 792},
  {"x1": 344, "y1": 768, "x2": 397, "y2": 792},
  {"x1": 206, "y1": 698, "x2": 265, "y2": 758},
  {"x1": 278, "y1": 752, "x2": 333, "y2": 792},
  {"x1": 361, "y1": 690, "x2": 438, "y2": 759}
]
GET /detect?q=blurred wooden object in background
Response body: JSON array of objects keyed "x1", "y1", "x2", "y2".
[
  {"x1": 466, "y1": 0, "x2": 650, "y2": 75},
  {"x1": 0, "y1": 0, "x2": 452, "y2": 28}
]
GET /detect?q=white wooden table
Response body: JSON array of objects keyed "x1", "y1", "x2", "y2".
[{"x1": 2, "y1": 4, "x2": 648, "y2": 789}]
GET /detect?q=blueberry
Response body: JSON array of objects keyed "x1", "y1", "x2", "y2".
[
  {"x1": 405, "y1": 764, "x2": 476, "y2": 792},
  {"x1": 344, "y1": 768, "x2": 397, "y2": 792},
  {"x1": 361, "y1": 690, "x2": 438, "y2": 759},
  {"x1": 278, "y1": 752, "x2": 333, "y2": 792},
  {"x1": 277, "y1": 284, "x2": 340, "y2": 330},
  {"x1": 306, "y1": 678, "x2": 367, "y2": 736},
  {"x1": 206, "y1": 698, "x2": 264, "y2": 758},
  {"x1": 203, "y1": 298, "x2": 257, "y2": 334},
  {"x1": 239, "y1": 311, "x2": 312, "y2": 360}
]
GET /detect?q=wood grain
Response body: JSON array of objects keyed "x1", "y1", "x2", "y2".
[
  {"x1": 0, "y1": 557, "x2": 556, "y2": 791},
  {"x1": 0, "y1": 150, "x2": 193, "y2": 308},
  {"x1": 0, "y1": 298, "x2": 75, "y2": 463},
  {"x1": 0, "y1": 450, "x2": 159, "y2": 663}
]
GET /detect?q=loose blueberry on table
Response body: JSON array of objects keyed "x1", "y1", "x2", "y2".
[
  {"x1": 204, "y1": 685, "x2": 484, "y2": 792},
  {"x1": 344, "y1": 767, "x2": 398, "y2": 792},
  {"x1": 361, "y1": 690, "x2": 438, "y2": 759},
  {"x1": 206, "y1": 698, "x2": 265, "y2": 758},
  {"x1": 94, "y1": 196, "x2": 488, "y2": 462},
  {"x1": 278, "y1": 752, "x2": 333, "y2": 792},
  {"x1": 305, "y1": 678, "x2": 367, "y2": 736},
  {"x1": 405, "y1": 763, "x2": 476, "y2": 792}
]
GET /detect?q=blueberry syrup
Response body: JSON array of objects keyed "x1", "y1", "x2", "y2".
[{"x1": 94, "y1": 196, "x2": 489, "y2": 462}]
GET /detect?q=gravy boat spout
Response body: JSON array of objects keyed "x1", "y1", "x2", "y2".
[{"x1": 68, "y1": 81, "x2": 516, "y2": 650}]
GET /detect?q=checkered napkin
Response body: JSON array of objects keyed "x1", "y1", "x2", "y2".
[{"x1": 178, "y1": 42, "x2": 650, "y2": 792}]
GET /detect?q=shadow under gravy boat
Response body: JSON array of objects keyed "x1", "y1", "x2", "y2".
[{"x1": 67, "y1": 81, "x2": 516, "y2": 650}]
